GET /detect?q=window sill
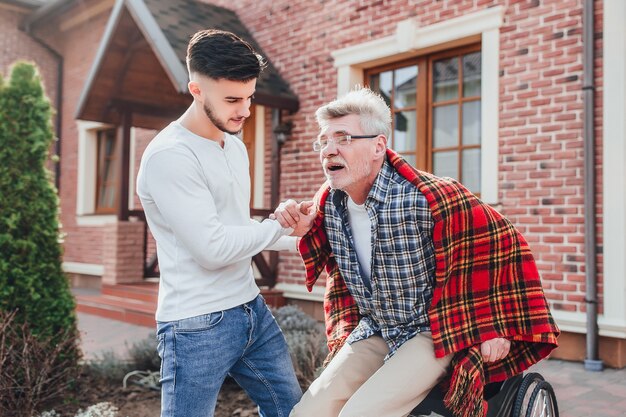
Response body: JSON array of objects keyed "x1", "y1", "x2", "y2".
[{"x1": 75, "y1": 214, "x2": 117, "y2": 226}]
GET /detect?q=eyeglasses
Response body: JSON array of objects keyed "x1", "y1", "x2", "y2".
[{"x1": 312, "y1": 134, "x2": 378, "y2": 151}]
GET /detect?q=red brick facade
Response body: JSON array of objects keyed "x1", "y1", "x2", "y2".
[
  {"x1": 101, "y1": 220, "x2": 145, "y2": 285},
  {"x1": 55, "y1": 10, "x2": 110, "y2": 266},
  {"x1": 0, "y1": 6, "x2": 59, "y2": 111}
]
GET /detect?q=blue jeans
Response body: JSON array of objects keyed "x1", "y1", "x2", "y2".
[{"x1": 156, "y1": 295, "x2": 302, "y2": 417}]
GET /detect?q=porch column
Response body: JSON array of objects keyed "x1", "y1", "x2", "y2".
[
  {"x1": 101, "y1": 110, "x2": 143, "y2": 285},
  {"x1": 119, "y1": 111, "x2": 132, "y2": 220}
]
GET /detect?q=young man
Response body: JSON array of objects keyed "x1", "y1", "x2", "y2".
[
  {"x1": 137, "y1": 29, "x2": 310, "y2": 417},
  {"x1": 275, "y1": 88, "x2": 559, "y2": 417}
]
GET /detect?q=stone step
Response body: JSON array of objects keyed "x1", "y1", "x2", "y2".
[
  {"x1": 101, "y1": 282, "x2": 159, "y2": 303},
  {"x1": 75, "y1": 293, "x2": 156, "y2": 328},
  {"x1": 74, "y1": 285, "x2": 285, "y2": 328}
]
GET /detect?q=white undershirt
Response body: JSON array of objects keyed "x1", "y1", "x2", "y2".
[{"x1": 346, "y1": 196, "x2": 372, "y2": 281}]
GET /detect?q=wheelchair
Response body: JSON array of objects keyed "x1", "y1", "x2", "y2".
[{"x1": 410, "y1": 372, "x2": 559, "y2": 417}]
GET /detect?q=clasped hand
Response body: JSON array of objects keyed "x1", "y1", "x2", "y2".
[
  {"x1": 270, "y1": 199, "x2": 316, "y2": 237},
  {"x1": 480, "y1": 337, "x2": 511, "y2": 363}
]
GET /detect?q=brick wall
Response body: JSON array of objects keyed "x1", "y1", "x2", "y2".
[
  {"x1": 0, "y1": 5, "x2": 61, "y2": 178},
  {"x1": 102, "y1": 220, "x2": 145, "y2": 285},
  {"x1": 0, "y1": 6, "x2": 59, "y2": 111},
  {"x1": 39, "y1": 5, "x2": 112, "y2": 265},
  {"x1": 498, "y1": 0, "x2": 604, "y2": 315},
  {"x1": 207, "y1": 0, "x2": 604, "y2": 315}
]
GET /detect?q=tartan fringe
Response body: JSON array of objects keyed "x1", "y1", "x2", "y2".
[
  {"x1": 443, "y1": 358, "x2": 486, "y2": 417},
  {"x1": 323, "y1": 337, "x2": 347, "y2": 366}
]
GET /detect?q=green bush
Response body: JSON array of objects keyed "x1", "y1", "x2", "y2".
[
  {"x1": 273, "y1": 305, "x2": 328, "y2": 386},
  {"x1": 0, "y1": 61, "x2": 77, "y2": 339},
  {"x1": 126, "y1": 333, "x2": 160, "y2": 371},
  {"x1": 84, "y1": 351, "x2": 135, "y2": 383},
  {"x1": 84, "y1": 334, "x2": 158, "y2": 383},
  {"x1": 0, "y1": 62, "x2": 80, "y2": 415}
]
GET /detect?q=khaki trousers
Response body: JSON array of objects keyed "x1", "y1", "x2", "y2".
[{"x1": 290, "y1": 332, "x2": 452, "y2": 417}]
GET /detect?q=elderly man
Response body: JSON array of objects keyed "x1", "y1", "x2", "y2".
[{"x1": 274, "y1": 87, "x2": 558, "y2": 417}]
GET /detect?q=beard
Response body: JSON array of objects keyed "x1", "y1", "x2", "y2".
[
  {"x1": 324, "y1": 156, "x2": 372, "y2": 192},
  {"x1": 203, "y1": 102, "x2": 242, "y2": 135}
]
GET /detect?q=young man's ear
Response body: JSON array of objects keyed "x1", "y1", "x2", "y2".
[{"x1": 188, "y1": 80, "x2": 202, "y2": 101}]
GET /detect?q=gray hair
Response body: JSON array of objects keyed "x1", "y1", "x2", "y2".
[{"x1": 315, "y1": 87, "x2": 392, "y2": 139}]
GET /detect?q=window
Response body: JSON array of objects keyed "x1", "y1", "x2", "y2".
[
  {"x1": 366, "y1": 45, "x2": 482, "y2": 194},
  {"x1": 95, "y1": 128, "x2": 119, "y2": 214}
]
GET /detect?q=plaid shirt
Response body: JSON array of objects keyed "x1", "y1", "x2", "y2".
[{"x1": 325, "y1": 160, "x2": 435, "y2": 357}]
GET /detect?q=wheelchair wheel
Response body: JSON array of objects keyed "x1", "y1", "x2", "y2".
[
  {"x1": 512, "y1": 373, "x2": 559, "y2": 417},
  {"x1": 524, "y1": 381, "x2": 558, "y2": 417}
]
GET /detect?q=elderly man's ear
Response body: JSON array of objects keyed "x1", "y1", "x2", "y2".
[{"x1": 374, "y1": 135, "x2": 387, "y2": 158}]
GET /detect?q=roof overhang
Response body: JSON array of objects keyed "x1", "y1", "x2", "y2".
[
  {"x1": 19, "y1": 0, "x2": 73, "y2": 30},
  {"x1": 74, "y1": 0, "x2": 298, "y2": 129},
  {"x1": 1, "y1": 0, "x2": 43, "y2": 9}
]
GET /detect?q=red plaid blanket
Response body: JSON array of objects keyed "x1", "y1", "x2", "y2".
[{"x1": 298, "y1": 149, "x2": 559, "y2": 417}]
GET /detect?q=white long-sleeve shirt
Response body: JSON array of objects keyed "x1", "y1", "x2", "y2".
[{"x1": 137, "y1": 121, "x2": 293, "y2": 321}]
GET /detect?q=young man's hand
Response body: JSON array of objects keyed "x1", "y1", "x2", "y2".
[
  {"x1": 270, "y1": 199, "x2": 316, "y2": 237},
  {"x1": 480, "y1": 337, "x2": 511, "y2": 362}
]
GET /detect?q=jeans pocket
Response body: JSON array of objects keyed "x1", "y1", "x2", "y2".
[{"x1": 175, "y1": 311, "x2": 225, "y2": 333}]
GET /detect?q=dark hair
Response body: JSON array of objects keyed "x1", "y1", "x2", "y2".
[{"x1": 186, "y1": 29, "x2": 267, "y2": 81}]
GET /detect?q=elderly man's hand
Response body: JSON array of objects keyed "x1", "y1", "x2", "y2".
[
  {"x1": 270, "y1": 200, "x2": 316, "y2": 237},
  {"x1": 480, "y1": 337, "x2": 511, "y2": 363}
]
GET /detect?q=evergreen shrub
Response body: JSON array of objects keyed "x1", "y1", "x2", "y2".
[
  {"x1": 0, "y1": 61, "x2": 76, "y2": 339},
  {"x1": 0, "y1": 62, "x2": 80, "y2": 415}
]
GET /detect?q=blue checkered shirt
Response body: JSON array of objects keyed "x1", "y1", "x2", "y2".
[{"x1": 325, "y1": 159, "x2": 436, "y2": 359}]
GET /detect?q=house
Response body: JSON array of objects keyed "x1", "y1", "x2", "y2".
[{"x1": 1, "y1": 0, "x2": 625, "y2": 368}]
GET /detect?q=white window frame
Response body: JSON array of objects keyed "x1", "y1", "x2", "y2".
[
  {"x1": 331, "y1": 7, "x2": 503, "y2": 204},
  {"x1": 275, "y1": 282, "x2": 325, "y2": 302},
  {"x1": 75, "y1": 120, "x2": 136, "y2": 226},
  {"x1": 62, "y1": 261, "x2": 104, "y2": 276}
]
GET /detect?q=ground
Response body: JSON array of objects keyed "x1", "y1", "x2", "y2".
[{"x1": 71, "y1": 376, "x2": 259, "y2": 417}]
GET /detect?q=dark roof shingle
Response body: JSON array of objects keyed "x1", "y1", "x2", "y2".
[{"x1": 143, "y1": 0, "x2": 297, "y2": 110}]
